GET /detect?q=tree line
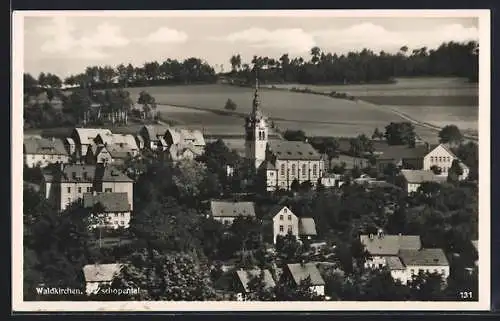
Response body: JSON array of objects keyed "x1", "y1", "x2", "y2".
[{"x1": 228, "y1": 41, "x2": 479, "y2": 84}]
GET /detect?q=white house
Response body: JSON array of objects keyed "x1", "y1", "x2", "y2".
[
  {"x1": 399, "y1": 169, "x2": 448, "y2": 194},
  {"x1": 24, "y1": 137, "x2": 69, "y2": 168},
  {"x1": 423, "y1": 143, "x2": 469, "y2": 180},
  {"x1": 82, "y1": 263, "x2": 123, "y2": 295},
  {"x1": 169, "y1": 143, "x2": 204, "y2": 163},
  {"x1": 165, "y1": 128, "x2": 206, "y2": 149},
  {"x1": 320, "y1": 173, "x2": 344, "y2": 188},
  {"x1": 270, "y1": 206, "x2": 318, "y2": 243},
  {"x1": 71, "y1": 128, "x2": 112, "y2": 159},
  {"x1": 83, "y1": 192, "x2": 131, "y2": 229},
  {"x1": 388, "y1": 248, "x2": 450, "y2": 285},
  {"x1": 282, "y1": 263, "x2": 325, "y2": 296},
  {"x1": 138, "y1": 125, "x2": 169, "y2": 151},
  {"x1": 210, "y1": 200, "x2": 256, "y2": 225},
  {"x1": 94, "y1": 133, "x2": 140, "y2": 157},
  {"x1": 360, "y1": 231, "x2": 422, "y2": 269}
]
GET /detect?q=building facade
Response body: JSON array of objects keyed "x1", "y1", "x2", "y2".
[
  {"x1": 423, "y1": 143, "x2": 469, "y2": 180},
  {"x1": 24, "y1": 137, "x2": 69, "y2": 168}
]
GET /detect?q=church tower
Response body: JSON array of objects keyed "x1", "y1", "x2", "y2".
[{"x1": 244, "y1": 77, "x2": 268, "y2": 170}]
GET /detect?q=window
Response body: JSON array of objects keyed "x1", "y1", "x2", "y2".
[
  {"x1": 410, "y1": 269, "x2": 415, "y2": 275},
  {"x1": 72, "y1": 172, "x2": 76, "y2": 179},
  {"x1": 379, "y1": 264, "x2": 383, "y2": 269},
  {"x1": 67, "y1": 187, "x2": 71, "y2": 193},
  {"x1": 302, "y1": 164, "x2": 307, "y2": 176},
  {"x1": 258, "y1": 131, "x2": 262, "y2": 140},
  {"x1": 284, "y1": 208, "x2": 287, "y2": 213},
  {"x1": 120, "y1": 221, "x2": 124, "y2": 225},
  {"x1": 287, "y1": 225, "x2": 293, "y2": 232},
  {"x1": 279, "y1": 215, "x2": 284, "y2": 220},
  {"x1": 42, "y1": 155, "x2": 46, "y2": 160},
  {"x1": 67, "y1": 198, "x2": 71, "y2": 205},
  {"x1": 104, "y1": 188, "x2": 112, "y2": 192},
  {"x1": 78, "y1": 187, "x2": 81, "y2": 193},
  {"x1": 288, "y1": 215, "x2": 292, "y2": 221},
  {"x1": 87, "y1": 187, "x2": 91, "y2": 193},
  {"x1": 121, "y1": 213, "x2": 125, "y2": 217},
  {"x1": 279, "y1": 225, "x2": 284, "y2": 232},
  {"x1": 291, "y1": 164, "x2": 296, "y2": 176},
  {"x1": 114, "y1": 221, "x2": 118, "y2": 225},
  {"x1": 418, "y1": 269, "x2": 424, "y2": 274},
  {"x1": 441, "y1": 269, "x2": 445, "y2": 274},
  {"x1": 313, "y1": 164, "x2": 318, "y2": 176},
  {"x1": 280, "y1": 164, "x2": 285, "y2": 176}
]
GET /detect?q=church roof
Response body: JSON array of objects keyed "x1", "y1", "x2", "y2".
[{"x1": 268, "y1": 141, "x2": 322, "y2": 160}]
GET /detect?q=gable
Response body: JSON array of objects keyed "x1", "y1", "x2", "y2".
[
  {"x1": 425, "y1": 144, "x2": 456, "y2": 159},
  {"x1": 272, "y1": 206, "x2": 297, "y2": 220}
]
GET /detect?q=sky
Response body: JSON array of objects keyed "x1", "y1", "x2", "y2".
[{"x1": 21, "y1": 12, "x2": 480, "y2": 79}]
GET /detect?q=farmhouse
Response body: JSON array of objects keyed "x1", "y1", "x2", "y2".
[
  {"x1": 360, "y1": 230, "x2": 421, "y2": 269},
  {"x1": 169, "y1": 143, "x2": 204, "y2": 163},
  {"x1": 82, "y1": 263, "x2": 123, "y2": 295},
  {"x1": 210, "y1": 200, "x2": 256, "y2": 225},
  {"x1": 232, "y1": 268, "x2": 276, "y2": 301},
  {"x1": 399, "y1": 169, "x2": 448, "y2": 194},
  {"x1": 138, "y1": 125, "x2": 169, "y2": 151},
  {"x1": 83, "y1": 192, "x2": 131, "y2": 229},
  {"x1": 41, "y1": 163, "x2": 134, "y2": 212},
  {"x1": 280, "y1": 263, "x2": 325, "y2": 296},
  {"x1": 165, "y1": 128, "x2": 206, "y2": 148},
  {"x1": 24, "y1": 137, "x2": 69, "y2": 168},
  {"x1": 71, "y1": 128, "x2": 112, "y2": 159},
  {"x1": 389, "y1": 248, "x2": 450, "y2": 285},
  {"x1": 94, "y1": 133, "x2": 139, "y2": 156}
]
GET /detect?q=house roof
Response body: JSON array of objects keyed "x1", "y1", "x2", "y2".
[
  {"x1": 235, "y1": 269, "x2": 276, "y2": 293},
  {"x1": 375, "y1": 145, "x2": 429, "y2": 161},
  {"x1": 55, "y1": 164, "x2": 133, "y2": 183},
  {"x1": 386, "y1": 256, "x2": 405, "y2": 270},
  {"x1": 360, "y1": 234, "x2": 422, "y2": 256},
  {"x1": 299, "y1": 218, "x2": 317, "y2": 236},
  {"x1": 73, "y1": 128, "x2": 112, "y2": 146},
  {"x1": 65, "y1": 137, "x2": 75, "y2": 145},
  {"x1": 105, "y1": 145, "x2": 134, "y2": 159},
  {"x1": 82, "y1": 263, "x2": 123, "y2": 283},
  {"x1": 83, "y1": 192, "x2": 130, "y2": 212},
  {"x1": 427, "y1": 143, "x2": 456, "y2": 158},
  {"x1": 286, "y1": 263, "x2": 325, "y2": 286},
  {"x1": 400, "y1": 170, "x2": 447, "y2": 184},
  {"x1": 270, "y1": 205, "x2": 294, "y2": 217},
  {"x1": 97, "y1": 133, "x2": 139, "y2": 150},
  {"x1": 210, "y1": 200, "x2": 256, "y2": 218},
  {"x1": 141, "y1": 125, "x2": 169, "y2": 141},
  {"x1": 169, "y1": 143, "x2": 204, "y2": 160},
  {"x1": 24, "y1": 137, "x2": 68, "y2": 156},
  {"x1": 166, "y1": 128, "x2": 205, "y2": 147},
  {"x1": 259, "y1": 160, "x2": 276, "y2": 171},
  {"x1": 268, "y1": 141, "x2": 322, "y2": 160},
  {"x1": 98, "y1": 165, "x2": 134, "y2": 182},
  {"x1": 398, "y1": 248, "x2": 449, "y2": 267}
]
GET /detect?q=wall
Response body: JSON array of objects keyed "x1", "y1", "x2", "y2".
[
  {"x1": 24, "y1": 153, "x2": 69, "y2": 168},
  {"x1": 423, "y1": 145, "x2": 454, "y2": 175},
  {"x1": 96, "y1": 150, "x2": 113, "y2": 164},
  {"x1": 101, "y1": 182, "x2": 134, "y2": 210},
  {"x1": 213, "y1": 216, "x2": 236, "y2": 225},
  {"x1": 273, "y1": 207, "x2": 299, "y2": 243},
  {"x1": 364, "y1": 256, "x2": 388, "y2": 269},
  {"x1": 275, "y1": 159, "x2": 324, "y2": 190},
  {"x1": 266, "y1": 169, "x2": 277, "y2": 191},
  {"x1": 59, "y1": 182, "x2": 94, "y2": 211}
]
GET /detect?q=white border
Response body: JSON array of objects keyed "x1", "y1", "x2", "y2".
[{"x1": 12, "y1": 9, "x2": 491, "y2": 312}]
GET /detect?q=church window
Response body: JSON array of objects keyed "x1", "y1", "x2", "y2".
[
  {"x1": 302, "y1": 164, "x2": 307, "y2": 176},
  {"x1": 291, "y1": 164, "x2": 296, "y2": 176},
  {"x1": 313, "y1": 164, "x2": 318, "y2": 176},
  {"x1": 280, "y1": 164, "x2": 285, "y2": 176},
  {"x1": 258, "y1": 131, "x2": 262, "y2": 140}
]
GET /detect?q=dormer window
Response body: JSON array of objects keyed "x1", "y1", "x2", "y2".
[{"x1": 72, "y1": 172, "x2": 76, "y2": 179}]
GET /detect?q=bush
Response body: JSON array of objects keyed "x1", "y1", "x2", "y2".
[{"x1": 224, "y1": 99, "x2": 237, "y2": 111}]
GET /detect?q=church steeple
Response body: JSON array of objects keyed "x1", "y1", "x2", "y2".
[{"x1": 252, "y1": 77, "x2": 260, "y2": 114}]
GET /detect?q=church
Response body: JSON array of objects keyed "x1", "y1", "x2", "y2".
[{"x1": 244, "y1": 79, "x2": 325, "y2": 192}]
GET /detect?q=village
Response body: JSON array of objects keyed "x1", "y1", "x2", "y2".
[{"x1": 23, "y1": 77, "x2": 479, "y2": 301}]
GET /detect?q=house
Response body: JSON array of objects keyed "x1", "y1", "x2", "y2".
[
  {"x1": 270, "y1": 206, "x2": 318, "y2": 243},
  {"x1": 399, "y1": 169, "x2": 448, "y2": 194},
  {"x1": 373, "y1": 144, "x2": 429, "y2": 172},
  {"x1": 244, "y1": 81, "x2": 325, "y2": 191},
  {"x1": 24, "y1": 137, "x2": 69, "y2": 168},
  {"x1": 94, "y1": 133, "x2": 140, "y2": 157},
  {"x1": 64, "y1": 137, "x2": 76, "y2": 156},
  {"x1": 138, "y1": 125, "x2": 169, "y2": 151},
  {"x1": 135, "y1": 135, "x2": 145, "y2": 150},
  {"x1": 210, "y1": 200, "x2": 256, "y2": 225},
  {"x1": 390, "y1": 248, "x2": 450, "y2": 285},
  {"x1": 82, "y1": 263, "x2": 123, "y2": 295},
  {"x1": 165, "y1": 128, "x2": 206, "y2": 149},
  {"x1": 423, "y1": 143, "x2": 469, "y2": 180},
  {"x1": 169, "y1": 143, "x2": 204, "y2": 163},
  {"x1": 71, "y1": 128, "x2": 112, "y2": 159},
  {"x1": 281, "y1": 262, "x2": 325, "y2": 296},
  {"x1": 320, "y1": 173, "x2": 344, "y2": 188},
  {"x1": 232, "y1": 268, "x2": 276, "y2": 301},
  {"x1": 94, "y1": 145, "x2": 113, "y2": 164},
  {"x1": 360, "y1": 230, "x2": 421, "y2": 269},
  {"x1": 42, "y1": 164, "x2": 134, "y2": 212},
  {"x1": 83, "y1": 192, "x2": 131, "y2": 229}
]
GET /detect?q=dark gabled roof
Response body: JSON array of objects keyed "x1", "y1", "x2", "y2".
[
  {"x1": 235, "y1": 269, "x2": 276, "y2": 293},
  {"x1": 55, "y1": 164, "x2": 133, "y2": 183},
  {"x1": 360, "y1": 234, "x2": 422, "y2": 256},
  {"x1": 141, "y1": 125, "x2": 169, "y2": 141},
  {"x1": 24, "y1": 137, "x2": 68, "y2": 156},
  {"x1": 98, "y1": 165, "x2": 134, "y2": 182},
  {"x1": 210, "y1": 200, "x2": 256, "y2": 218},
  {"x1": 299, "y1": 218, "x2": 317, "y2": 236},
  {"x1": 398, "y1": 248, "x2": 449, "y2": 267},
  {"x1": 286, "y1": 263, "x2": 325, "y2": 286},
  {"x1": 83, "y1": 192, "x2": 130, "y2": 212},
  {"x1": 375, "y1": 144, "x2": 429, "y2": 161},
  {"x1": 268, "y1": 141, "x2": 322, "y2": 160}
]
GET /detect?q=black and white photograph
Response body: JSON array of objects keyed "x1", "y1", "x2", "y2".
[{"x1": 12, "y1": 10, "x2": 490, "y2": 311}]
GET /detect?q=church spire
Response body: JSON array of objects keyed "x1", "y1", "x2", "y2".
[{"x1": 252, "y1": 74, "x2": 260, "y2": 115}]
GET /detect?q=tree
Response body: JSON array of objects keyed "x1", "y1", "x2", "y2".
[
  {"x1": 275, "y1": 232, "x2": 302, "y2": 262},
  {"x1": 447, "y1": 159, "x2": 464, "y2": 183},
  {"x1": 137, "y1": 91, "x2": 157, "y2": 120},
  {"x1": 430, "y1": 165, "x2": 442, "y2": 175},
  {"x1": 310, "y1": 46, "x2": 322, "y2": 64},
  {"x1": 439, "y1": 125, "x2": 463, "y2": 146},
  {"x1": 408, "y1": 272, "x2": 446, "y2": 301},
  {"x1": 372, "y1": 128, "x2": 384, "y2": 140},
  {"x1": 110, "y1": 249, "x2": 216, "y2": 300},
  {"x1": 224, "y1": 98, "x2": 237, "y2": 111},
  {"x1": 384, "y1": 122, "x2": 417, "y2": 147},
  {"x1": 290, "y1": 179, "x2": 301, "y2": 193},
  {"x1": 230, "y1": 54, "x2": 242, "y2": 73},
  {"x1": 283, "y1": 129, "x2": 307, "y2": 142}
]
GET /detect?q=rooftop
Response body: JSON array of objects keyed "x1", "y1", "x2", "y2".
[
  {"x1": 83, "y1": 192, "x2": 130, "y2": 212},
  {"x1": 73, "y1": 128, "x2": 112, "y2": 146},
  {"x1": 360, "y1": 234, "x2": 422, "y2": 256},
  {"x1": 268, "y1": 141, "x2": 322, "y2": 161},
  {"x1": 235, "y1": 269, "x2": 276, "y2": 293},
  {"x1": 286, "y1": 263, "x2": 325, "y2": 286},
  {"x1": 299, "y1": 218, "x2": 317, "y2": 236},
  {"x1": 24, "y1": 137, "x2": 68, "y2": 156},
  {"x1": 400, "y1": 169, "x2": 447, "y2": 184},
  {"x1": 210, "y1": 200, "x2": 256, "y2": 218},
  {"x1": 398, "y1": 248, "x2": 449, "y2": 267}
]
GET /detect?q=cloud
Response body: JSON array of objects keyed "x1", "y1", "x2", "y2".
[
  {"x1": 211, "y1": 23, "x2": 479, "y2": 55},
  {"x1": 211, "y1": 27, "x2": 315, "y2": 54},
  {"x1": 143, "y1": 27, "x2": 188, "y2": 44},
  {"x1": 38, "y1": 17, "x2": 130, "y2": 59}
]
